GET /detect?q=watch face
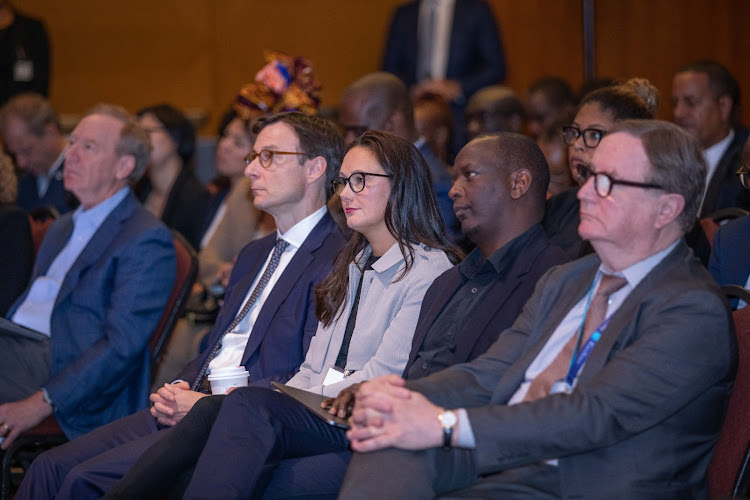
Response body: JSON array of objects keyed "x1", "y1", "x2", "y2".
[{"x1": 439, "y1": 410, "x2": 457, "y2": 428}]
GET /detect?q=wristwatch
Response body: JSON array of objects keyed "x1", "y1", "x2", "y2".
[{"x1": 438, "y1": 409, "x2": 457, "y2": 450}]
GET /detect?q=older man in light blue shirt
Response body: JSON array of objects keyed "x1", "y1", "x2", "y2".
[{"x1": 0, "y1": 104, "x2": 175, "y2": 447}]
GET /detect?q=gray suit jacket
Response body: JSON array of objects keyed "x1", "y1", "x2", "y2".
[
  {"x1": 408, "y1": 241, "x2": 735, "y2": 498},
  {"x1": 289, "y1": 243, "x2": 452, "y2": 397}
]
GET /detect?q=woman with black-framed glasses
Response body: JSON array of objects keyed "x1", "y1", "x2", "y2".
[{"x1": 543, "y1": 78, "x2": 658, "y2": 259}]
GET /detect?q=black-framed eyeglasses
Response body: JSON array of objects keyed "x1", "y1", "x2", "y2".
[
  {"x1": 244, "y1": 150, "x2": 309, "y2": 168},
  {"x1": 331, "y1": 172, "x2": 392, "y2": 196},
  {"x1": 575, "y1": 164, "x2": 664, "y2": 198},
  {"x1": 737, "y1": 164, "x2": 750, "y2": 189},
  {"x1": 562, "y1": 126, "x2": 607, "y2": 148}
]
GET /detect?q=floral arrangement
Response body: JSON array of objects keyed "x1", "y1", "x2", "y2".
[{"x1": 234, "y1": 50, "x2": 321, "y2": 119}]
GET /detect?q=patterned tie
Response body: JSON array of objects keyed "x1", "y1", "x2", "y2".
[
  {"x1": 191, "y1": 238, "x2": 290, "y2": 391},
  {"x1": 522, "y1": 274, "x2": 628, "y2": 402}
]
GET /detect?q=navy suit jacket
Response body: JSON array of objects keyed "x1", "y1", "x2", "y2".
[
  {"x1": 403, "y1": 225, "x2": 568, "y2": 377},
  {"x1": 701, "y1": 127, "x2": 750, "y2": 217},
  {"x1": 382, "y1": 0, "x2": 505, "y2": 97},
  {"x1": 177, "y1": 211, "x2": 345, "y2": 388},
  {"x1": 16, "y1": 162, "x2": 78, "y2": 215},
  {"x1": 8, "y1": 190, "x2": 175, "y2": 438},
  {"x1": 709, "y1": 214, "x2": 750, "y2": 287}
]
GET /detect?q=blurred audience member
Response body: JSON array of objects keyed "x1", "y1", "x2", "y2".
[
  {"x1": 0, "y1": 150, "x2": 33, "y2": 315},
  {"x1": 537, "y1": 122, "x2": 574, "y2": 199},
  {"x1": 383, "y1": 0, "x2": 506, "y2": 151},
  {"x1": 465, "y1": 85, "x2": 523, "y2": 142},
  {"x1": 672, "y1": 60, "x2": 750, "y2": 216},
  {"x1": 525, "y1": 76, "x2": 576, "y2": 140},
  {"x1": 0, "y1": 2, "x2": 49, "y2": 104},
  {"x1": 414, "y1": 93, "x2": 454, "y2": 165},
  {"x1": 0, "y1": 92, "x2": 77, "y2": 214},
  {"x1": 135, "y1": 104, "x2": 210, "y2": 250},
  {"x1": 544, "y1": 78, "x2": 657, "y2": 259}
]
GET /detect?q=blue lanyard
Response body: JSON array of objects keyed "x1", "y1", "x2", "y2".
[{"x1": 563, "y1": 275, "x2": 618, "y2": 387}]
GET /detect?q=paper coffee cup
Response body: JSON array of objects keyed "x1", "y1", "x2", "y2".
[{"x1": 207, "y1": 366, "x2": 249, "y2": 395}]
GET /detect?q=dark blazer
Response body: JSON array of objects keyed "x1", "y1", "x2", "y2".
[
  {"x1": 8, "y1": 190, "x2": 176, "y2": 438},
  {"x1": 135, "y1": 168, "x2": 211, "y2": 250},
  {"x1": 177, "y1": 211, "x2": 345, "y2": 388},
  {"x1": 16, "y1": 162, "x2": 78, "y2": 215},
  {"x1": 408, "y1": 241, "x2": 735, "y2": 498},
  {"x1": 404, "y1": 225, "x2": 568, "y2": 377},
  {"x1": 0, "y1": 203, "x2": 33, "y2": 315},
  {"x1": 701, "y1": 127, "x2": 750, "y2": 217},
  {"x1": 382, "y1": 0, "x2": 505, "y2": 97},
  {"x1": 709, "y1": 214, "x2": 750, "y2": 286},
  {"x1": 542, "y1": 186, "x2": 587, "y2": 260}
]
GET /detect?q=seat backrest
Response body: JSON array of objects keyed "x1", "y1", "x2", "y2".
[
  {"x1": 148, "y1": 231, "x2": 199, "y2": 373},
  {"x1": 708, "y1": 300, "x2": 750, "y2": 496},
  {"x1": 700, "y1": 217, "x2": 720, "y2": 251}
]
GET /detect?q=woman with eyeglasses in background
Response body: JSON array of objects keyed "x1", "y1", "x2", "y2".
[
  {"x1": 105, "y1": 130, "x2": 463, "y2": 499},
  {"x1": 543, "y1": 78, "x2": 657, "y2": 259}
]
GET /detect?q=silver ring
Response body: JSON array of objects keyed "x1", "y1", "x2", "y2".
[{"x1": 1, "y1": 424, "x2": 8, "y2": 433}]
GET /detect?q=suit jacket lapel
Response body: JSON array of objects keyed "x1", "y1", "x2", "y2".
[
  {"x1": 54, "y1": 194, "x2": 134, "y2": 307},
  {"x1": 406, "y1": 270, "x2": 461, "y2": 370},
  {"x1": 240, "y1": 213, "x2": 335, "y2": 365},
  {"x1": 578, "y1": 242, "x2": 688, "y2": 384},
  {"x1": 492, "y1": 258, "x2": 600, "y2": 404}
]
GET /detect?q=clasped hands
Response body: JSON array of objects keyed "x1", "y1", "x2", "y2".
[
  {"x1": 321, "y1": 374, "x2": 447, "y2": 453},
  {"x1": 150, "y1": 381, "x2": 207, "y2": 426}
]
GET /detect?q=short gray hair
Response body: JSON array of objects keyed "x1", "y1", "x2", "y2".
[
  {"x1": 611, "y1": 119, "x2": 706, "y2": 233},
  {"x1": 85, "y1": 104, "x2": 151, "y2": 182}
]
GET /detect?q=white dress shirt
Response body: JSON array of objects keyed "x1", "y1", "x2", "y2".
[{"x1": 207, "y1": 206, "x2": 326, "y2": 371}]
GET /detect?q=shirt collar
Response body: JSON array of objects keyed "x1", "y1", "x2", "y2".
[
  {"x1": 48, "y1": 148, "x2": 67, "y2": 179},
  {"x1": 72, "y1": 186, "x2": 129, "y2": 230},
  {"x1": 703, "y1": 129, "x2": 734, "y2": 180},
  {"x1": 459, "y1": 224, "x2": 543, "y2": 279},
  {"x1": 599, "y1": 239, "x2": 680, "y2": 289},
  {"x1": 277, "y1": 205, "x2": 327, "y2": 250}
]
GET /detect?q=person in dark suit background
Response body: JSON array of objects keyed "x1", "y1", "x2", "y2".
[
  {"x1": 0, "y1": 104, "x2": 176, "y2": 446},
  {"x1": 341, "y1": 120, "x2": 734, "y2": 498},
  {"x1": 382, "y1": 0, "x2": 505, "y2": 152},
  {"x1": 0, "y1": 150, "x2": 33, "y2": 316},
  {"x1": 0, "y1": 92, "x2": 77, "y2": 214},
  {"x1": 0, "y1": 2, "x2": 49, "y2": 104},
  {"x1": 134, "y1": 104, "x2": 211, "y2": 250},
  {"x1": 672, "y1": 60, "x2": 750, "y2": 217},
  {"x1": 14, "y1": 111, "x2": 347, "y2": 500}
]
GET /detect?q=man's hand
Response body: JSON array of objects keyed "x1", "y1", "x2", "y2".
[
  {"x1": 0, "y1": 391, "x2": 53, "y2": 450},
  {"x1": 412, "y1": 78, "x2": 463, "y2": 103},
  {"x1": 346, "y1": 375, "x2": 447, "y2": 452},
  {"x1": 149, "y1": 381, "x2": 206, "y2": 427},
  {"x1": 321, "y1": 383, "x2": 362, "y2": 419}
]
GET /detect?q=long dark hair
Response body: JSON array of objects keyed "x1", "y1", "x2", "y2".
[{"x1": 315, "y1": 131, "x2": 463, "y2": 327}]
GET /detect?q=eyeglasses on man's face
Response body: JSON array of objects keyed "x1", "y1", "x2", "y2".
[
  {"x1": 575, "y1": 164, "x2": 664, "y2": 198},
  {"x1": 562, "y1": 126, "x2": 607, "y2": 148},
  {"x1": 331, "y1": 172, "x2": 392, "y2": 196},
  {"x1": 244, "y1": 149, "x2": 309, "y2": 168}
]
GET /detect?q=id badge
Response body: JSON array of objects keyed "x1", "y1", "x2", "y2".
[
  {"x1": 14, "y1": 60, "x2": 34, "y2": 82},
  {"x1": 322, "y1": 366, "x2": 346, "y2": 386}
]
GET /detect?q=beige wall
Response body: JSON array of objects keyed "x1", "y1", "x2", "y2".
[{"x1": 20, "y1": 0, "x2": 750, "y2": 134}]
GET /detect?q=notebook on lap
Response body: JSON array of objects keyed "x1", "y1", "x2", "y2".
[{"x1": 271, "y1": 381, "x2": 351, "y2": 429}]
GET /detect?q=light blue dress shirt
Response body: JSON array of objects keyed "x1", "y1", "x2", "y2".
[{"x1": 12, "y1": 187, "x2": 130, "y2": 335}]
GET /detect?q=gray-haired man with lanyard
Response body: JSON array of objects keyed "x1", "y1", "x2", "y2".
[{"x1": 339, "y1": 120, "x2": 736, "y2": 499}]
